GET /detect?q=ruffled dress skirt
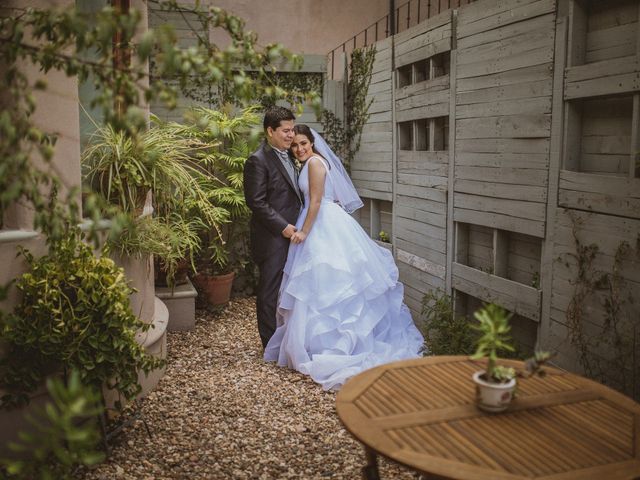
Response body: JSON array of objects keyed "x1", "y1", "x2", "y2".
[{"x1": 264, "y1": 199, "x2": 424, "y2": 390}]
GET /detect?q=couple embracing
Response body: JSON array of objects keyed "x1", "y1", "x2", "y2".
[{"x1": 243, "y1": 106, "x2": 424, "y2": 391}]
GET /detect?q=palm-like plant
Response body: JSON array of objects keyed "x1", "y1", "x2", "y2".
[
  {"x1": 471, "y1": 304, "x2": 516, "y2": 383},
  {"x1": 154, "y1": 105, "x2": 260, "y2": 272},
  {"x1": 81, "y1": 119, "x2": 230, "y2": 280}
]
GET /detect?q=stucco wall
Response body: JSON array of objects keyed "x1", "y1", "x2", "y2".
[
  {"x1": 209, "y1": 0, "x2": 390, "y2": 55},
  {"x1": 0, "y1": 0, "x2": 81, "y2": 311}
]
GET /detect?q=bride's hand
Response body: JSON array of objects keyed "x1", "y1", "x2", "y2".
[{"x1": 291, "y1": 231, "x2": 307, "y2": 244}]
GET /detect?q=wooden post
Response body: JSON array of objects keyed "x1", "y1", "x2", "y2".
[
  {"x1": 563, "y1": 100, "x2": 582, "y2": 171},
  {"x1": 371, "y1": 199, "x2": 381, "y2": 240},
  {"x1": 493, "y1": 229, "x2": 509, "y2": 278},
  {"x1": 539, "y1": 15, "x2": 569, "y2": 349},
  {"x1": 453, "y1": 221, "x2": 468, "y2": 317},
  {"x1": 631, "y1": 95, "x2": 639, "y2": 178},
  {"x1": 389, "y1": 0, "x2": 396, "y2": 36},
  {"x1": 446, "y1": 10, "x2": 457, "y2": 294},
  {"x1": 567, "y1": 0, "x2": 587, "y2": 68}
]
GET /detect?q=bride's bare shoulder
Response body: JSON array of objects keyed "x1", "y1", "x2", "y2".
[{"x1": 309, "y1": 154, "x2": 330, "y2": 170}]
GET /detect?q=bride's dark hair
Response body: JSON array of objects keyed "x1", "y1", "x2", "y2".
[{"x1": 293, "y1": 124, "x2": 318, "y2": 153}]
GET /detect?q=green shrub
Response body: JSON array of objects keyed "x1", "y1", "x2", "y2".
[
  {"x1": 1, "y1": 371, "x2": 105, "y2": 480},
  {"x1": 421, "y1": 289, "x2": 476, "y2": 356},
  {"x1": 0, "y1": 228, "x2": 164, "y2": 408}
]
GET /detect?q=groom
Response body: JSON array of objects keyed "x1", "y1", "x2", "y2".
[{"x1": 244, "y1": 106, "x2": 303, "y2": 349}]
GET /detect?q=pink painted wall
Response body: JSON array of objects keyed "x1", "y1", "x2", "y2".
[{"x1": 210, "y1": 0, "x2": 390, "y2": 55}]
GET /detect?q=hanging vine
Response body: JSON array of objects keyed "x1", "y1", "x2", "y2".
[
  {"x1": 322, "y1": 45, "x2": 376, "y2": 173},
  {"x1": 562, "y1": 212, "x2": 640, "y2": 399}
]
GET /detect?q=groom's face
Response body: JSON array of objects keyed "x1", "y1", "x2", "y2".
[{"x1": 267, "y1": 120, "x2": 295, "y2": 151}]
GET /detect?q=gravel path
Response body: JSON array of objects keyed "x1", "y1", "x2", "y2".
[{"x1": 83, "y1": 297, "x2": 419, "y2": 479}]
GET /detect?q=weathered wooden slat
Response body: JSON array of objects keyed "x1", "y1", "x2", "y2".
[
  {"x1": 395, "y1": 236, "x2": 448, "y2": 267},
  {"x1": 351, "y1": 162, "x2": 392, "y2": 174},
  {"x1": 397, "y1": 149, "x2": 449, "y2": 164},
  {"x1": 456, "y1": 114, "x2": 551, "y2": 139},
  {"x1": 351, "y1": 170, "x2": 392, "y2": 182},
  {"x1": 370, "y1": 70, "x2": 392, "y2": 85},
  {"x1": 396, "y1": 22, "x2": 451, "y2": 57},
  {"x1": 352, "y1": 179, "x2": 392, "y2": 193},
  {"x1": 558, "y1": 190, "x2": 640, "y2": 220},
  {"x1": 559, "y1": 168, "x2": 640, "y2": 199},
  {"x1": 396, "y1": 103, "x2": 450, "y2": 122},
  {"x1": 357, "y1": 141, "x2": 394, "y2": 154},
  {"x1": 457, "y1": 62, "x2": 553, "y2": 92},
  {"x1": 565, "y1": 72, "x2": 640, "y2": 100},
  {"x1": 353, "y1": 151, "x2": 392, "y2": 163},
  {"x1": 367, "y1": 111, "x2": 393, "y2": 123},
  {"x1": 456, "y1": 137, "x2": 550, "y2": 154},
  {"x1": 395, "y1": 217, "x2": 446, "y2": 242},
  {"x1": 455, "y1": 166, "x2": 549, "y2": 186},
  {"x1": 397, "y1": 194, "x2": 447, "y2": 215},
  {"x1": 398, "y1": 260, "x2": 446, "y2": 293},
  {"x1": 455, "y1": 151, "x2": 549, "y2": 168},
  {"x1": 393, "y1": 8, "x2": 454, "y2": 45},
  {"x1": 454, "y1": 208, "x2": 545, "y2": 238},
  {"x1": 361, "y1": 122, "x2": 393, "y2": 133},
  {"x1": 586, "y1": 22, "x2": 637, "y2": 64},
  {"x1": 455, "y1": 179, "x2": 547, "y2": 202},
  {"x1": 458, "y1": 11, "x2": 554, "y2": 50},
  {"x1": 397, "y1": 249, "x2": 447, "y2": 279},
  {"x1": 565, "y1": 55, "x2": 640, "y2": 83},
  {"x1": 396, "y1": 205, "x2": 448, "y2": 231},
  {"x1": 355, "y1": 188, "x2": 393, "y2": 202},
  {"x1": 452, "y1": 262, "x2": 542, "y2": 320},
  {"x1": 457, "y1": 45, "x2": 553, "y2": 80},
  {"x1": 455, "y1": 193, "x2": 546, "y2": 221},
  {"x1": 457, "y1": 24, "x2": 554, "y2": 66},
  {"x1": 555, "y1": 207, "x2": 640, "y2": 241},
  {"x1": 397, "y1": 173, "x2": 448, "y2": 189},
  {"x1": 457, "y1": 96, "x2": 552, "y2": 119},
  {"x1": 397, "y1": 75, "x2": 451, "y2": 101},
  {"x1": 396, "y1": 88, "x2": 450, "y2": 112},
  {"x1": 457, "y1": 0, "x2": 555, "y2": 39},
  {"x1": 368, "y1": 80, "x2": 392, "y2": 95},
  {"x1": 396, "y1": 38, "x2": 452, "y2": 70},
  {"x1": 456, "y1": 79, "x2": 552, "y2": 105},
  {"x1": 358, "y1": 131, "x2": 393, "y2": 145},
  {"x1": 398, "y1": 162, "x2": 449, "y2": 177}
]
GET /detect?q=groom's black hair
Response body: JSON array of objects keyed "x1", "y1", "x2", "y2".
[{"x1": 263, "y1": 106, "x2": 295, "y2": 131}]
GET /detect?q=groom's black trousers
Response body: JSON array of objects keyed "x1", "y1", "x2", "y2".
[{"x1": 256, "y1": 246, "x2": 289, "y2": 348}]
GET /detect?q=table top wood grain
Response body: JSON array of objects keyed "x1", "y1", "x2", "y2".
[{"x1": 336, "y1": 356, "x2": 640, "y2": 480}]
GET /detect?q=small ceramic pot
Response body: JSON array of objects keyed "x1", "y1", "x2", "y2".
[{"x1": 472, "y1": 371, "x2": 516, "y2": 413}]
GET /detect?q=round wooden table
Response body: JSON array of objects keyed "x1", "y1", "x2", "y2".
[{"x1": 336, "y1": 356, "x2": 640, "y2": 480}]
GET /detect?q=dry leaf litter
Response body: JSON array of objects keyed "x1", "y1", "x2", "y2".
[{"x1": 81, "y1": 297, "x2": 419, "y2": 480}]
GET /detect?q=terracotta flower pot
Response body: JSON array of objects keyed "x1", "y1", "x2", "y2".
[
  {"x1": 472, "y1": 371, "x2": 516, "y2": 413},
  {"x1": 194, "y1": 272, "x2": 235, "y2": 305}
]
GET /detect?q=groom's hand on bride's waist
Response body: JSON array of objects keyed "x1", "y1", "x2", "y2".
[{"x1": 282, "y1": 224, "x2": 297, "y2": 238}]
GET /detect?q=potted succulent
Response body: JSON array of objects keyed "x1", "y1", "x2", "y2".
[
  {"x1": 471, "y1": 303, "x2": 551, "y2": 413},
  {"x1": 471, "y1": 304, "x2": 517, "y2": 412}
]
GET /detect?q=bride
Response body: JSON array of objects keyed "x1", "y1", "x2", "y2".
[{"x1": 264, "y1": 125, "x2": 424, "y2": 390}]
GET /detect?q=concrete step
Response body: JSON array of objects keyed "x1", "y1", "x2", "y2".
[{"x1": 155, "y1": 277, "x2": 197, "y2": 331}]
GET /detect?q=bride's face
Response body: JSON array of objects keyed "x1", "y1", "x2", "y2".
[{"x1": 291, "y1": 134, "x2": 314, "y2": 162}]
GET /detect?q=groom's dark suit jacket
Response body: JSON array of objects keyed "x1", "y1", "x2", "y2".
[{"x1": 244, "y1": 141, "x2": 303, "y2": 263}]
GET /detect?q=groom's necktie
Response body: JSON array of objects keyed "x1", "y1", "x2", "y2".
[{"x1": 275, "y1": 149, "x2": 299, "y2": 196}]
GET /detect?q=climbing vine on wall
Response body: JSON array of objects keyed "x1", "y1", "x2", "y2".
[
  {"x1": 562, "y1": 212, "x2": 640, "y2": 399},
  {"x1": 322, "y1": 45, "x2": 376, "y2": 173}
]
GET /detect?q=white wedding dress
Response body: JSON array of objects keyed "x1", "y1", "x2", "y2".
[{"x1": 264, "y1": 156, "x2": 425, "y2": 390}]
